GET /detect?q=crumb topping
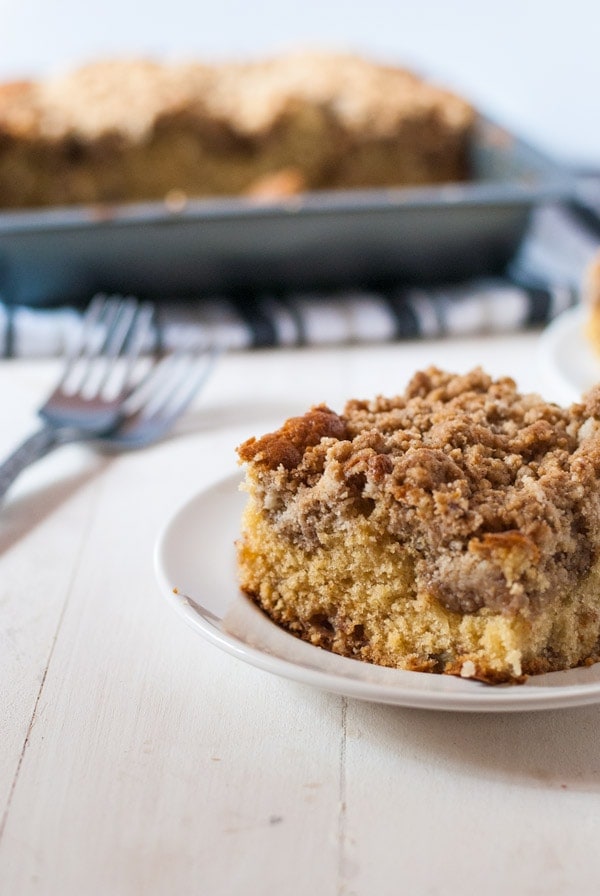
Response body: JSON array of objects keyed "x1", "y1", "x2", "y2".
[
  {"x1": 237, "y1": 367, "x2": 600, "y2": 615},
  {"x1": 204, "y1": 51, "x2": 473, "y2": 139},
  {"x1": 20, "y1": 61, "x2": 213, "y2": 142},
  {"x1": 0, "y1": 52, "x2": 473, "y2": 143},
  {"x1": 238, "y1": 405, "x2": 347, "y2": 470}
]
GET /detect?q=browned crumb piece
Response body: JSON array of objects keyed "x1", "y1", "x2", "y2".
[
  {"x1": 0, "y1": 52, "x2": 474, "y2": 209},
  {"x1": 236, "y1": 367, "x2": 600, "y2": 684},
  {"x1": 244, "y1": 167, "x2": 306, "y2": 199},
  {"x1": 238, "y1": 405, "x2": 348, "y2": 470}
]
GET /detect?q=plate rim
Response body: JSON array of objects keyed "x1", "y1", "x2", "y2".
[
  {"x1": 154, "y1": 471, "x2": 600, "y2": 713},
  {"x1": 538, "y1": 304, "x2": 599, "y2": 404}
]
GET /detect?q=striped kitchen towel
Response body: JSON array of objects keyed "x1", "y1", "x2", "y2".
[{"x1": 0, "y1": 202, "x2": 597, "y2": 358}]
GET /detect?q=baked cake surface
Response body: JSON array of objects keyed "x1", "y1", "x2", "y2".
[
  {"x1": 0, "y1": 52, "x2": 474, "y2": 208},
  {"x1": 236, "y1": 367, "x2": 600, "y2": 684}
]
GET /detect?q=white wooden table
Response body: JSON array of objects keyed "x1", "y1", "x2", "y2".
[{"x1": 1, "y1": 330, "x2": 600, "y2": 896}]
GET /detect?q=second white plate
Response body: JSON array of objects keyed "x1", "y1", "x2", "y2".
[{"x1": 538, "y1": 305, "x2": 600, "y2": 404}]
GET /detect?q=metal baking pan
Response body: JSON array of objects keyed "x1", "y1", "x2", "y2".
[{"x1": 0, "y1": 116, "x2": 574, "y2": 307}]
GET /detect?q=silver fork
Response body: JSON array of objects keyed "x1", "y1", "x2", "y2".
[
  {"x1": 91, "y1": 341, "x2": 219, "y2": 450},
  {"x1": 0, "y1": 340, "x2": 218, "y2": 499},
  {"x1": 0, "y1": 295, "x2": 154, "y2": 501}
]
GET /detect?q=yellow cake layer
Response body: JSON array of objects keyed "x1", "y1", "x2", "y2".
[{"x1": 238, "y1": 474, "x2": 600, "y2": 685}]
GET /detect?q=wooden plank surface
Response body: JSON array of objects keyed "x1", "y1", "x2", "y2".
[{"x1": 2, "y1": 337, "x2": 600, "y2": 895}]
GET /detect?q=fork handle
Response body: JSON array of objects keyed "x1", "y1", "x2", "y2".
[{"x1": 0, "y1": 425, "x2": 73, "y2": 502}]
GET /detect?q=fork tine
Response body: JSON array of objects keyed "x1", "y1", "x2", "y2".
[
  {"x1": 57, "y1": 294, "x2": 128, "y2": 391},
  {"x1": 93, "y1": 299, "x2": 155, "y2": 395},
  {"x1": 99, "y1": 298, "x2": 138, "y2": 360},
  {"x1": 147, "y1": 347, "x2": 218, "y2": 421},
  {"x1": 59, "y1": 296, "x2": 155, "y2": 398},
  {"x1": 81, "y1": 297, "x2": 138, "y2": 394},
  {"x1": 128, "y1": 343, "x2": 218, "y2": 423},
  {"x1": 56, "y1": 294, "x2": 110, "y2": 386},
  {"x1": 121, "y1": 348, "x2": 181, "y2": 413},
  {"x1": 155, "y1": 345, "x2": 220, "y2": 421},
  {"x1": 119, "y1": 302, "x2": 156, "y2": 386}
]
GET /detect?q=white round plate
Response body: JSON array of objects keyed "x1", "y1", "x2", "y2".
[
  {"x1": 155, "y1": 472, "x2": 600, "y2": 712},
  {"x1": 538, "y1": 305, "x2": 600, "y2": 404}
]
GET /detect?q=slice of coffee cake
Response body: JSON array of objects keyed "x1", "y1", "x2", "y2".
[{"x1": 236, "y1": 367, "x2": 600, "y2": 684}]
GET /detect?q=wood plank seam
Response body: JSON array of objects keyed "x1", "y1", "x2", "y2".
[
  {"x1": 0, "y1": 475, "x2": 106, "y2": 843},
  {"x1": 337, "y1": 696, "x2": 349, "y2": 895}
]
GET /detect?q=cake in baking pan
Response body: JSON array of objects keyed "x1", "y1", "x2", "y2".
[
  {"x1": 0, "y1": 52, "x2": 474, "y2": 208},
  {"x1": 236, "y1": 367, "x2": 600, "y2": 684}
]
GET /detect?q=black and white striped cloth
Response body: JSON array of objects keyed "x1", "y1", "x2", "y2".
[{"x1": 0, "y1": 203, "x2": 598, "y2": 358}]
